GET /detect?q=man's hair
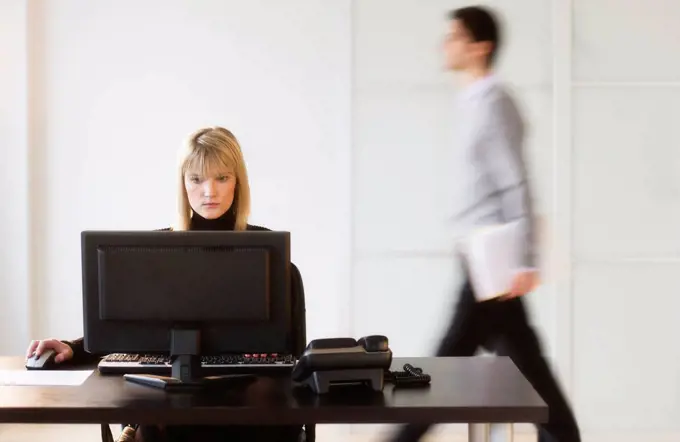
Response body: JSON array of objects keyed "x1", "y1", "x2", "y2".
[{"x1": 449, "y1": 6, "x2": 501, "y2": 66}]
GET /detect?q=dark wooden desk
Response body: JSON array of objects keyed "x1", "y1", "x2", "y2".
[{"x1": 0, "y1": 356, "x2": 546, "y2": 430}]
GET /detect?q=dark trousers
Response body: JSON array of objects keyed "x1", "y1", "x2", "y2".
[{"x1": 391, "y1": 279, "x2": 581, "y2": 442}]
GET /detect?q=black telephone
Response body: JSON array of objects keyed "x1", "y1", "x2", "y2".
[{"x1": 291, "y1": 335, "x2": 431, "y2": 394}]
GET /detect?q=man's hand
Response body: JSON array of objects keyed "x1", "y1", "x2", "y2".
[{"x1": 501, "y1": 269, "x2": 539, "y2": 300}]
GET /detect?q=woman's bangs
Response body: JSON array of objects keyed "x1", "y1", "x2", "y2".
[{"x1": 183, "y1": 147, "x2": 235, "y2": 177}]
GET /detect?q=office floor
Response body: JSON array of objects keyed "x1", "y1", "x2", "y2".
[
  {"x1": 4, "y1": 425, "x2": 678, "y2": 442},
  {"x1": 0, "y1": 424, "x2": 541, "y2": 442}
]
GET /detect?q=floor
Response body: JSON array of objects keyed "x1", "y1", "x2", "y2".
[
  {"x1": 0, "y1": 424, "x2": 540, "y2": 442},
  {"x1": 5, "y1": 424, "x2": 679, "y2": 442}
]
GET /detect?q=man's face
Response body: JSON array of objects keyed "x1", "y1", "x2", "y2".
[{"x1": 443, "y1": 19, "x2": 491, "y2": 71}]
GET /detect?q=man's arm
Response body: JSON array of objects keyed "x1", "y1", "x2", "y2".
[{"x1": 481, "y1": 96, "x2": 537, "y2": 270}]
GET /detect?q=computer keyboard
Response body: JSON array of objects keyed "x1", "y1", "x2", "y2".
[{"x1": 98, "y1": 353, "x2": 296, "y2": 375}]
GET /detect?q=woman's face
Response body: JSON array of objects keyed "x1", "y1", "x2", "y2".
[{"x1": 184, "y1": 168, "x2": 236, "y2": 219}]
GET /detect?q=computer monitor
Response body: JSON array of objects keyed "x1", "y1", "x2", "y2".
[{"x1": 81, "y1": 230, "x2": 292, "y2": 390}]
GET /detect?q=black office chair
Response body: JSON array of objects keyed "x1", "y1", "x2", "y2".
[
  {"x1": 290, "y1": 263, "x2": 315, "y2": 442},
  {"x1": 101, "y1": 262, "x2": 313, "y2": 442}
]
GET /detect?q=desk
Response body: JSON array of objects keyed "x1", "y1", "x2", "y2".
[{"x1": 0, "y1": 356, "x2": 546, "y2": 442}]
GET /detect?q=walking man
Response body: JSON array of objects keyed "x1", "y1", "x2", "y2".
[{"x1": 390, "y1": 6, "x2": 581, "y2": 442}]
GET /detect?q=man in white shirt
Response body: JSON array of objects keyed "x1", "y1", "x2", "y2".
[{"x1": 389, "y1": 6, "x2": 580, "y2": 442}]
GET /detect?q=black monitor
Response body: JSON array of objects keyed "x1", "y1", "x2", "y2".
[{"x1": 81, "y1": 230, "x2": 292, "y2": 390}]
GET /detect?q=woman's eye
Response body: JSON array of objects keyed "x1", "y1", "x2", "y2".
[
  {"x1": 189, "y1": 177, "x2": 200, "y2": 184},
  {"x1": 217, "y1": 175, "x2": 229, "y2": 182}
]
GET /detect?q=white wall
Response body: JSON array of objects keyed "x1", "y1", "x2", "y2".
[
  {"x1": 0, "y1": 0, "x2": 30, "y2": 356},
  {"x1": 1, "y1": 0, "x2": 680, "y2": 441},
  {"x1": 351, "y1": 0, "x2": 556, "y2": 361},
  {"x1": 349, "y1": 0, "x2": 555, "y2": 439},
  {"x1": 2, "y1": 0, "x2": 352, "y2": 348},
  {"x1": 571, "y1": 0, "x2": 680, "y2": 440}
]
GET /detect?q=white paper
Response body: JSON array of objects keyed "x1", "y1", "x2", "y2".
[
  {"x1": 0, "y1": 370, "x2": 93, "y2": 386},
  {"x1": 459, "y1": 221, "x2": 524, "y2": 302}
]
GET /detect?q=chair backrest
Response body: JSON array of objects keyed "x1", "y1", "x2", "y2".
[
  {"x1": 289, "y1": 262, "x2": 307, "y2": 358},
  {"x1": 289, "y1": 263, "x2": 314, "y2": 442}
]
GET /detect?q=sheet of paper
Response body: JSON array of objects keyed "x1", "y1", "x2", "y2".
[
  {"x1": 0, "y1": 369, "x2": 93, "y2": 386},
  {"x1": 459, "y1": 220, "x2": 524, "y2": 302}
]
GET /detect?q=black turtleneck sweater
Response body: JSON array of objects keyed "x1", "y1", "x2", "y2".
[
  {"x1": 189, "y1": 209, "x2": 255, "y2": 231},
  {"x1": 191, "y1": 209, "x2": 238, "y2": 230},
  {"x1": 64, "y1": 213, "x2": 270, "y2": 363}
]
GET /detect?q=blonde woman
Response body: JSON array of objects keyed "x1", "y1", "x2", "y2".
[{"x1": 26, "y1": 126, "x2": 305, "y2": 442}]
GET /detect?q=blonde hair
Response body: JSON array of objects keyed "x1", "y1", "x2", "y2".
[{"x1": 175, "y1": 126, "x2": 251, "y2": 231}]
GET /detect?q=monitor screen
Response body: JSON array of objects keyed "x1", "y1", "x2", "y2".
[
  {"x1": 81, "y1": 230, "x2": 292, "y2": 356},
  {"x1": 97, "y1": 246, "x2": 270, "y2": 322}
]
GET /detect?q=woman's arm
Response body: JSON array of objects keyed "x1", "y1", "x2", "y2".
[{"x1": 62, "y1": 337, "x2": 103, "y2": 365}]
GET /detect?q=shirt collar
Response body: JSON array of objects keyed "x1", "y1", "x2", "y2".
[{"x1": 459, "y1": 74, "x2": 497, "y2": 102}]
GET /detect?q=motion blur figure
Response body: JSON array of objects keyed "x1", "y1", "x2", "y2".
[{"x1": 389, "y1": 6, "x2": 580, "y2": 442}]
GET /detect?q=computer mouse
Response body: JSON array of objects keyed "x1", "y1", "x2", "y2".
[{"x1": 25, "y1": 349, "x2": 58, "y2": 370}]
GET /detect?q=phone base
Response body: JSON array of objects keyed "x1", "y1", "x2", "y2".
[{"x1": 301, "y1": 368, "x2": 385, "y2": 394}]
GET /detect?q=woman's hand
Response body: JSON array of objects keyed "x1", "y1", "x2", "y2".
[{"x1": 25, "y1": 338, "x2": 74, "y2": 364}]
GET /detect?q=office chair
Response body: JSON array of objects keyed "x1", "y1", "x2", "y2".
[{"x1": 291, "y1": 263, "x2": 314, "y2": 442}]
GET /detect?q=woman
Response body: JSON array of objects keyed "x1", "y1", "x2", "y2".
[{"x1": 25, "y1": 126, "x2": 304, "y2": 442}]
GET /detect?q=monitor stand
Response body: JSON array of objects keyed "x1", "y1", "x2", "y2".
[{"x1": 122, "y1": 329, "x2": 257, "y2": 391}]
